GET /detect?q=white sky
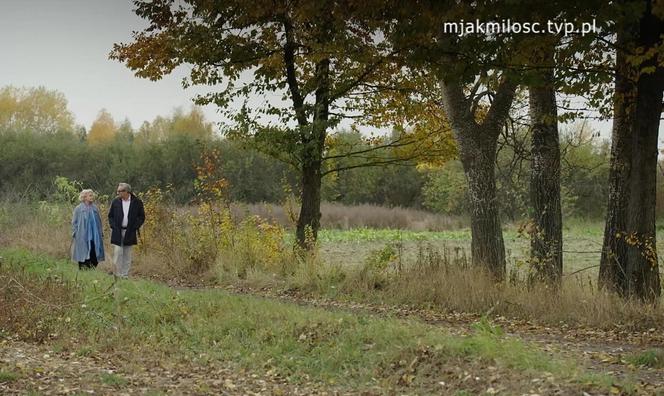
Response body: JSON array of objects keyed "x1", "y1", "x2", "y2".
[
  {"x1": 0, "y1": 0, "x2": 653, "y2": 141},
  {"x1": 0, "y1": 0, "x2": 226, "y2": 130}
]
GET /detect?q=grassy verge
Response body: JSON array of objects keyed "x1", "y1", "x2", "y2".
[
  {"x1": 626, "y1": 349, "x2": 664, "y2": 369},
  {"x1": 317, "y1": 228, "x2": 474, "y2": 242},
  {"x1": 3, "y1": 201, "x2": 664, "y2": 331},
  {"x1": 0, "y1": 248, "x2": 622, "y2": 394},
  {"x1": 0, "y1": 370, "x2": 18, "y2": 383}
]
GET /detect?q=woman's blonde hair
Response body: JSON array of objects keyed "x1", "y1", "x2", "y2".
[{"x1": 79, "y1": 189, "x2": 95, "y2": 202}]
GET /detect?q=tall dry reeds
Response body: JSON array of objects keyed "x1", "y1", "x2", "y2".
[
  {"x1": 231, "y1": 201, "x2": 467, "y2": 231},
  {"x1": 335, "y1": 241, "x2": 664, "y2": 330},
  {"x1": 0, "y1": 202, "x2": 74, "y2": 259}
]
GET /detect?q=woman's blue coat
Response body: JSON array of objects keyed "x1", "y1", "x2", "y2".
[{"x1": 71, "y1": 203, "x2": 105, "y2": 262}]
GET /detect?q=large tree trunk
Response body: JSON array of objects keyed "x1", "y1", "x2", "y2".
[
  {"x1": 528, "y1": 42, "x2": 563, "y2": 284},
  {"x1": 599, "y1": 28, "x2": 634, "y2": 296},
  {"x1": 283, "y1": 13, "x2": 330, "y2": 249},
  {"x1": 439, "y1": 77, "x2": 517, "y2": 280},
  {"x1": 625, "y1": 72, "x2": 661, "y2": 300},
  {"x1": 599, "y1": 3, "x2": 663, "y2": 301},
  {"x1": 296, "y1": 158, "x2": 323, "y2": 246},
  {"x1": 457, "y1": 131, "x2": 506, "y2": 280},
  {"x1": 296, "y1": 58, "x2": 330, "y2": 248}
]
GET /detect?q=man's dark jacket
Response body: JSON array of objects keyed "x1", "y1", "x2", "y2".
[{"x1": 108, "y1": 194, "x2": 145, "y2": 246}]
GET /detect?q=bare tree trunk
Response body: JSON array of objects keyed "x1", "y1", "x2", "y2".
[
  {"x1": 296, "y1": 58, "x2": 330, "y2": 248},
  {"x1": 599, "y1": 28, "x2": 633, "y2": 296},
  {"x1": 439, "y1": 77, "x2": 517, "y2": 280},
  {"x1": 296, "y1": 157, "x2": 323, "y2": 246},
  {"x1": 283, "y1": 14, "x2": 330, "y2": 249},
  {"x1": 528, "y1": 41, "x2": 562, "y2": 284},
  {"x1": 457, "y1": 131, "x2": 506, "y2": 280},
  {"x1": 624, "y1": 71, "x2": 661, "y2": 300},
  {"x1": 599, "y1": 3, "x2": 662, "y2": 301}
]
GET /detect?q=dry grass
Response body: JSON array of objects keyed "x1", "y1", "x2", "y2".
[
  {"x1": 3, "y1": 219, "x2": 71, "y2": 259},
  {"x1": 0, "y1": 203, "x2": 73, "y2": 259},
  {"x1": 0, "y1": 252, "x2": 80, "y2": 342},
  {"x1": 231, "y1": 201, "x2": 466, "y2": 231},
  {"x1": 376, "y1": 251, "x2": 663, "y2": 330},
  {"x1": 233, "y1": 240, "x2": 664, "y2": 330},
  {"x1": 3, "y1": 201, "x2": 664, "y2": 331}
]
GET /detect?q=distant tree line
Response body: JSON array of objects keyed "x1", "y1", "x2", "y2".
[
  {"x1": 0, "y1": 86, "x2": 416, "y2": 205},
  {"x1": 0, "y1": 85, "x2": 639, "y2": 223}
]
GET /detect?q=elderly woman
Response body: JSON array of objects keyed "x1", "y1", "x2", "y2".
[{"x1": 71, "y1": 189, "x2": 105, "y2": 270}]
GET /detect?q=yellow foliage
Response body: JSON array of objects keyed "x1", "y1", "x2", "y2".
[
  {"x1": 87, "y1": 109, "x2": 117, "y2": 145},
  {"x1": 614, "y1": 230, "x2": 659, "y2": 268},
  {"x1": 136, "y1": 107, "x2": 214, "y2": 143},
  {"x1": 0, "y1": 86, "x2": 76, "y2": 134},
  {"x1": 138, "y1": 186, "x2": 292, "y2": 277},
  {"x1": 137, "y1": 149, "x2": 294, "y2": 278}
]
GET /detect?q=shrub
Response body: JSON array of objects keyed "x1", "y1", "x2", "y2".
[
  {"x1": 0, "y1": 253, "x2": 79, "y2": 342},
  {"x1": 135, "y1": 152, "x2": 297, "y2": 282}
]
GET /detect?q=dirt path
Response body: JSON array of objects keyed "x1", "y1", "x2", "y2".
[
  {"x1": 2, "y1": 278, "x2": 663, "y2": 395},
  {"x1": 0, "y1": 335, "x2": 631, "y2": 396},
  {"x1": 0, "y1": 338, "x2": 332, "y2": 395},
  {"x1": 220, "y1": 284, "x2": 664, "y2": 391}
]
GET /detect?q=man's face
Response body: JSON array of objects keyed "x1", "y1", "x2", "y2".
[{"x1": 116, "y1": 186, "x2": 130, "y2": 200}]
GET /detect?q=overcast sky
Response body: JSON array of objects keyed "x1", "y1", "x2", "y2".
[
  {"x1": 1, "y1": 0, "x2": 226, "y2": 130},
  {"x1": 0, "y1": 0, "x2": 630, "y2": 138}
]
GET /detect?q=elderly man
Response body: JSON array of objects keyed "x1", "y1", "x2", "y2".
[{"x1": 108, "y1": 183, "x2": 145, "y2": 278}]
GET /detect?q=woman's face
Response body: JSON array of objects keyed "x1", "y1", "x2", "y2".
[{"x1": 84, "y1": 192, "x2": 94, "y2": 204}]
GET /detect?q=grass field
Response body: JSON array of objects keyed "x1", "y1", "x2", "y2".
[
  {"x1": 0, "y1": 249, "x2": 625, "y2": 394},
  {"x1": 3, "y1": 202, "x2": 664, "y2": 329},
  {"x1": 2, "y1": 203, "x2": 664, "y2": 393},
  {"x1": 315, "y1": 221, "x2": 620, "y2": 277},
  {"x1": 1, "y1": 201, "x2": 622, "y2": 276}
]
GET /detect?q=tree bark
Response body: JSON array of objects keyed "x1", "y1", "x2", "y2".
[
  {"x1": 599, "y1": 27, "x2": 634, "y2": 297},
  {"x1": 599, "y1": 2, "x2": 663, "y2": 301},
  {"x1": 458, "y1": 130, "x2": 506, "y2": 280},
  {"x1": 296, "y1": 58, "x2": 330, "y2": 248},
  {"x1": 625, "y1": 70, "x2": 661, "y2": 300},
  {"x1": 439, "y1": 77, "x2": 517, "y2": 280},
  {"x1": 283, "y1": 13, "x2": 331, "y2": 249},
  {"x1": 528, "y1": 41, "x2": 563, "y2": 285},
  {"x1": 296, "y1": 158, "x2": 323, "y2": 246}
]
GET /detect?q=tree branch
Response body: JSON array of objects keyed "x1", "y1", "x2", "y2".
[
  {"x1": 322, "y1": 136, "x2": 415, "y2": 161},
  {"x1": 482, "y1": 74, "x2": 519, "y2": 131},
  {"x1": 438, "y1": 79, "x2": 478, "y2": 132},
  {"x1": 282, "y1": 16, "x2": 308, "y2": 127},
  {"x1": 329, "y1": 51, "x2": 397, "y2": 102},
  {"x1": 322, "y1": 156, "x2": 419, "y2": 176}
]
